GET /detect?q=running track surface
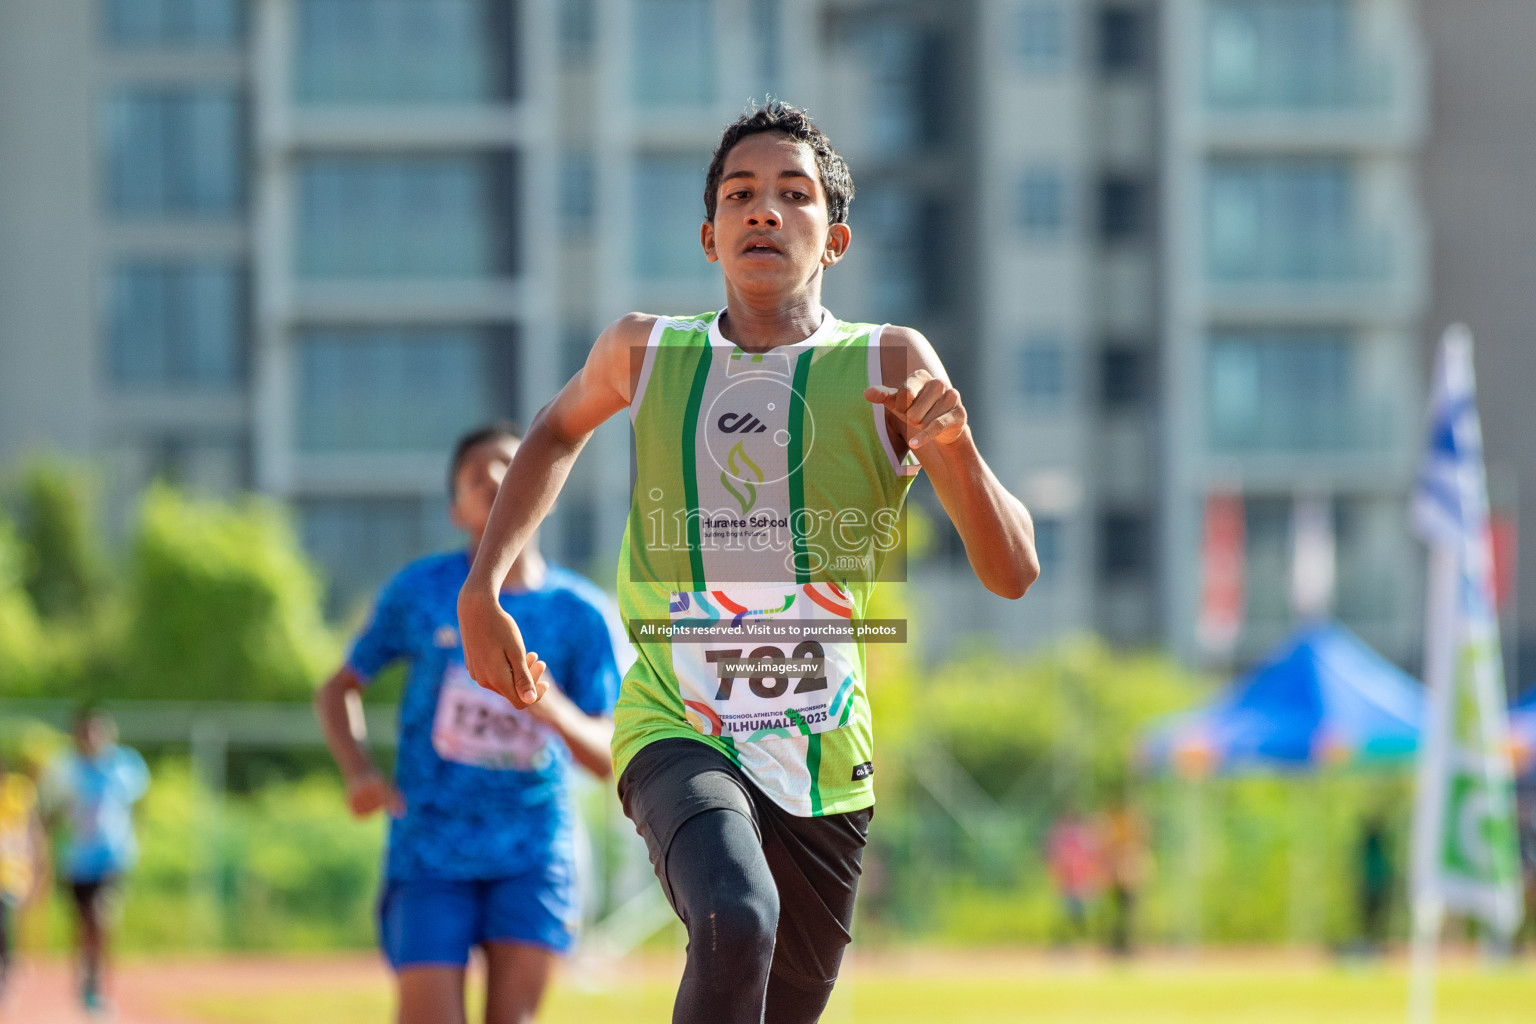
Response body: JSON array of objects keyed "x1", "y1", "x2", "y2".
[
  {"x1": 9, "y1": 947, "x2": 1534, "y2": 1023},
  {"x1": 1, "y1": 956, "x2": 389, "y2": 1024}
]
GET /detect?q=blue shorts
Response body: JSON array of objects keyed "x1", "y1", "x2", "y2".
[{"x1": 378, "y1": 865, "x2": 579, "y2": 970}]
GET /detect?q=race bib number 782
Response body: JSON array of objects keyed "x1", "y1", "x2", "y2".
[{"x1": 669, "y1": 584, "x2": 860, "y2": 742}]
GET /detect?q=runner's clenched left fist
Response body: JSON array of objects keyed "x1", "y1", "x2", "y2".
[{"x1": 864, "y1": 368, "x2": 968, "y2": 450}]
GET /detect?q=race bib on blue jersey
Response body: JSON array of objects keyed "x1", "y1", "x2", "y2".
[{"x1": 431, "y1": 663, "x2": 555, "y2": 771}]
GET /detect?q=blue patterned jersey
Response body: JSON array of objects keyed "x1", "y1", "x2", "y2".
[
  {"x1": 348, "y1": 552, "x2": 622, "y2": 881},
  {"x1": 42, "y1": 746, "x2": 151, "y2": 882}
]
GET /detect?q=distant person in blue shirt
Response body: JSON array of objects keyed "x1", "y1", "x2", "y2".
[
  {"x1": 314, "y1": 421, "x2": 622, "y2": 1024},
  {"x1": 40, "y1": 707, "x2": 150, "y2": 1015}
]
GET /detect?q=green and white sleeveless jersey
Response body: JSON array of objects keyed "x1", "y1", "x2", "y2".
[{"x1": 614, "y1": 309, "x2": 920, "y2": 816}]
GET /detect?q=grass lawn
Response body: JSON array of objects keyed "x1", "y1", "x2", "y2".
[{"x1": 175, "y1": 951, "x2": 1536, "y2": 1024}]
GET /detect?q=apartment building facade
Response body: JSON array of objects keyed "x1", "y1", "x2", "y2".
[
  {"x1": 1161, "y1": 0, "x2": 1428, "y2": 665},
  {"x1": 0, "y1": 0, "x2": 1430, "y2": 667}
]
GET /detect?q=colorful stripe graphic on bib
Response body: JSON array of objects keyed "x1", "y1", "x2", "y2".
[
  {"x1": 712, "y1": 590, "x2": 797, "y2": 626},
  {"x1": 801, "y1": 582, "x2": 853, "y2": 618}
]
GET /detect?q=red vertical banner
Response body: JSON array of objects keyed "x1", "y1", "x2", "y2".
[
  {"x1": 1490, "y1": 511, "x2": 1517, "y2": 612},
  {"x1": 1197, "y1": 490, "x2": 1246, "y2": 657}
]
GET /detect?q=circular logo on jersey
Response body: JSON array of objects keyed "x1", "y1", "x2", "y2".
[{"x1": 704, "y1": 377, "x2": 816, "y2": 508}]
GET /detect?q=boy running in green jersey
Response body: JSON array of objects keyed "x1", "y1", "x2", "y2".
[{"x1": 459, "y1": 101, "x2": 1038, "y2": 1023}]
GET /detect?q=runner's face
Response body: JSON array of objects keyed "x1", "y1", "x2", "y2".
[
  {"x1": 75, "y1": 717, "x2": 108, "y2": 757},
  {"x1": 450, "y1": 438, "x2": 519, "y2": 538},
  {"x1": 703, "y1": 133, "x2": 848, "y2": 294}
]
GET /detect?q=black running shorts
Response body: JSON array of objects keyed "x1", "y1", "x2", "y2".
[{"x1": 618, "y1": 736, "x2": 871, "y2": 992}]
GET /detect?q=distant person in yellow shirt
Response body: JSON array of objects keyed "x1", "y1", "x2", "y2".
[
  {"x1": 0, "y1": 754, "x2": 47, "y2": 1006},
  {"x1": 1099, "y1": 800, "x2": 1151, "y2": 957}
]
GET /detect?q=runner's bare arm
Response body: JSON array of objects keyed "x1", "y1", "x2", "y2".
[
  {"x1": 867, "y1": 326, "x2": 1039, "y2": 599},
  {"x1": 523, "y1": 687, "x2": 616, "y2": 779},
  {"x1": 458, "y1": 313, "x2": 656, "y2": 707},
  {"x1": 313, "y1": 666, "x2": 405, "y2": 818}
]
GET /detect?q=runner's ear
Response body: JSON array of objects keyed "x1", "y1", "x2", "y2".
[{"x1": 822, "y1": 222, "x2": 851, "y2": 266}]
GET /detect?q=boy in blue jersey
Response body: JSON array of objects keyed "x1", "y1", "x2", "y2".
[
  {"x1": 40, "y1": 708, "x2": 150, "y2": 1015},
  {"x1": 315, "y1": 422, "x2": 621, "y2": 1024}
]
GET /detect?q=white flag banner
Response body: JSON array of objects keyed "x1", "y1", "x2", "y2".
[
  {"x1": 1408, "y1": 324, "x2": 1523, "y2": 939},
  {"x1": 1289, "y1": 491, "x2": 1335, "y2": 621}
]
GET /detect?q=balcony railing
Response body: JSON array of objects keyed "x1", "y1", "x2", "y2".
[
  {"x1": 1205, "y1": 227, "x2": 1392, "y2": 285},
  {"x1": 1204, "y1": 54, "x2": 1395, "y2": 113},
  {"x1": 1201, "y1": 217, "x2": 1424, "y2": 320},
  {"x1": 1206, "y1": 401, "x2": 1399, "y2": 456},
  {"x1": 1199, "y1": 9, "x2": 1426, "y2": 148}
]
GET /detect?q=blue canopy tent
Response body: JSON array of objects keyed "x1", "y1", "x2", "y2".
[
  {"x1": 1138, "y1": 624, "x2": 1426, "y2": 946},
  {"x1": 1140, "y1": 623, "x2": 1425, "y2": 777}
]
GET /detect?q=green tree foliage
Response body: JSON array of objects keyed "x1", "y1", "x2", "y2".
[
  {"x1": 0, "y1": 514, "x2": 47, "y2": 696},
  {"x1": 1180, "y1": 773, "x2": 1412, "y2": 944},
  {"x1": 886, "y1": 636, "x2": 1209, "y2": 809},
  {"x1": 8, "y1": 460, "x2": 105, "y2": 620},
  {"x1": 105, "y1": 485, "x2": 339, "y2": 702},
  {"x1": 860, "y1": 634, "x2": 1215, "y2": 939},
  {"x1": 859, "y1": 629, "x2": 1415, "y2": 948}
]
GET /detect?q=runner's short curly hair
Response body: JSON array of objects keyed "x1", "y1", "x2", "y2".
[{"x1": 704, "y1": 100, "x2": 854, "y2": 225}]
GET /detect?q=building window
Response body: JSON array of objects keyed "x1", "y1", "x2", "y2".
[
  {"x1": 1099, "y1": 175, "x2": 1147, "y2": 241},
  {"x1": 1033, "y1": 517, "x2": 1063, "y2": 579},
  {"x1": 913, "y1": 200, "x2": 952, "y2": 313},
  {"x1": 1205, "y1": 159, "x2": 1355, "y2": 282},
  {"x1": 1019, "y1": 166, "x2": 1066, "y2": 237},
  {"x1": 560, "y1": 0, "x2": 596, "y2": 62},
  {"x1": 1206, "y1": 330, "x2": 1360, "y2": 453},
  {"x1": 1241, "y1": 494, "x2": 1289, "y2": 623},
  {"x1": 1237, "y1": 494, "x2": 1401, "y2": 626},
  {"x1": 633, "y1": 152, "x2": 713, "y2": 281},
  {"x1": 1100, "y1": 510, "x2": 1150, "y2": 581},
  {"x1": 105, "y1": 0, "x2": 244, "y2": 46},
  {"x1": 751, "y1": 0, "x2": 782, "y2": 99},
  {"x1": 294, "y1": 327, "x2": 518, "y2": 454},
  {"x1": 561, "y1": 324, "x2": 594, "y2": 383},
  {"x1": 560, "y1": 151, "x2": 595, "y2": 231},
  {"x1": 1101, "y1": 347, "x2": 1150, "y2": 410},
  {"x1": 1020, "y1": 337, "x2": 1066, "y2": 408},
  {"x1": 297, "y1": 154, "x2": 517, "y2": 279},
  {"x1": 1099, "y1": 6, "x2": 1149, "y2": 74},
  {"x1": 1018, "y1": 1, "x2": 1066, "y2": 72},
  {"x1": 859, "y1": 191, "x2": 951, "y2": 316},
  {"x1": 109, "y1": 262, "x2": 245, "y2": 389},
  {"x1": 295, "y1": 0, "x2": 516, "y2": 104},
  {"x1": 558, "y1": 494, "x2": 598, "y2": 568},
  {"x1": 105, "y1": 87, "x2": 244, "y2": 216},
  {"x1": 634, "y1": 0, "x2": 716, "y2": 107},
  {"x1": 299, "y1": 496, "x2": 457, "y2": 612},
  {"x1": 856, "y1": 187, "x2": 919, "y2": 322},
  {"x1": 1206, "y1": 0, "x2": 1352, "y2": 109},
  {"x1": 845, "y1": 20, "x2": 950, "y2": 156},
  {"x1": 132, "y1": 432, "x2": 249, "y2": 493}
]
